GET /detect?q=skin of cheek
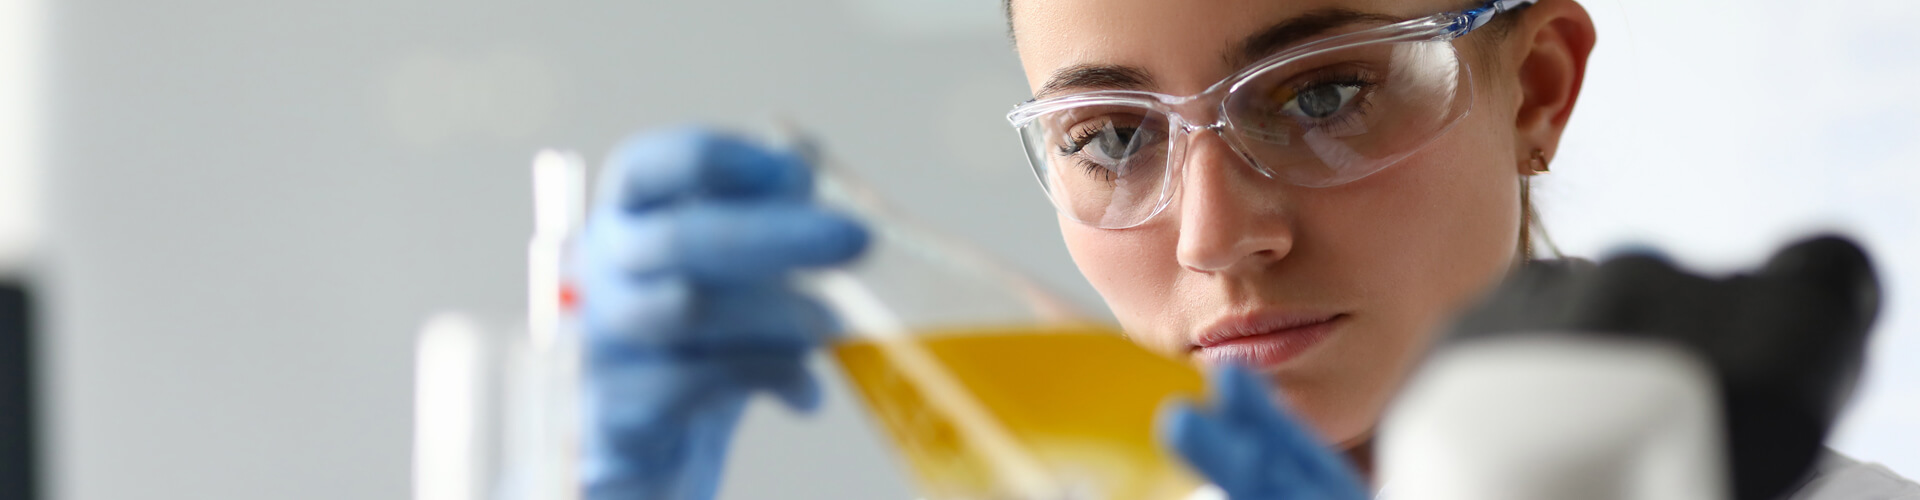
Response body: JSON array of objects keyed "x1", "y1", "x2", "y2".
[{"x1": 1059, "y1": 95, "x2": 1524, "y2": 445}]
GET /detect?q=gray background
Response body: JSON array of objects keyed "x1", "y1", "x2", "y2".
[
  {"x1": 13, "y1": 0, "x2": 1920, "y2": 499},
  {"x1": 40, "y1": 1, "x2": 1040, "y2": 499}
]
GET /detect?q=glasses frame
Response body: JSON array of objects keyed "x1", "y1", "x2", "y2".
[{"x1": 1006, "y1": 0, "x2": 1538, "y2": 229}]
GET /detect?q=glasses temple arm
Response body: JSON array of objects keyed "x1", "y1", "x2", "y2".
[{"x1": 1448, "y1": 0, "x2": 1540, "y2": 38}]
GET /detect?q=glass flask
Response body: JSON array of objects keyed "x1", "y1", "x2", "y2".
[{"x1": 785, "y1": 126, "x2": 1215, "y2": 500}]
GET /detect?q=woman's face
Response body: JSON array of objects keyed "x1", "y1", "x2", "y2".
[{"x1": 1012, "y1": 0, "x2": 1529, "y2": 447}]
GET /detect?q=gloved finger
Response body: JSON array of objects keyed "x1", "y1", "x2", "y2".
[
  {"x1": 1214, "y1": 365, "x2": 1366, "y2": 485},
  {"x1": 1214, "y1": 364, "x2": 1290, "y2": 428},
  {"x1": 580, "y1": 355, "x2": 816, "y2": 498},
  {"x1": 583, "y1": 392, "x2": 746, "y2": 500},
  {"x1": 689, "y1": 282, "x2": 838, "y2": 346},
  {"x1": 588, "y1": 354, "x2": 819, "y2": 439},
  {"x1": 1158, "y1": 365, "x2": 1277, "y2": 486},
  {"x1": 680, "y1": 355, "x2": 820, "y2": 414},
  {"x1": 1158, "y1": 399, "x2": 1255, "y2": 484},
  {"x1": 577, "y1": 262, "x2": 689, "y2": 337},
  {"x1": 1210, "y1": 365, "x2": 1321, "y2": 479},
  {"x1": 767, "y1": 362, "x2": 824, "y2": 412},
  {"x1": 1160, "y1": 367, "x2": 1369, "y2": 499},
  {"x1": 580, "y1": 278, "x2": 838, "y2": 348},
  {"x1": 582, "y1": 200, "x2": 869, "y2": 284},
  {"x1": 598, "y1": 127, "x2": 813, "y2": 214}
]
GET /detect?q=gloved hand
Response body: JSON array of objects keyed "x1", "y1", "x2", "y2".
[
  {"x1": 1160, "y1": 364, "x2": 1371, "y2": 500},
  {"x1": 575, "y1": 127, "x2": 869, "y2": 500}
]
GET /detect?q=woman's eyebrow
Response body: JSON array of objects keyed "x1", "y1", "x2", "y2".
[
  {"x1": 1032, "y1": 8, "x2": 1402, "y2": 101},
  {"x1": 1230, "y1": 8, "x2": 1406, "y2": 68},
  {"x1": 1035, "y1": 64, "x2": 1155, "y2": 100}
]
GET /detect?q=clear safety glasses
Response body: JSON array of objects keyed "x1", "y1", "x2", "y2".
[{"x1": 1007, "y1": 0, "x2": 1536, "y2": 229}]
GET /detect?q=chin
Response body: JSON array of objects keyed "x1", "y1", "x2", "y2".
[{"x1": 1271, "y1": 369, "x2": 1386, "y2": 448}]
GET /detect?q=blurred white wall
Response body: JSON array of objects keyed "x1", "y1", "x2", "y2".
[{"x1": 26, "y1": 1, "x2": 1920, "y2": 500}]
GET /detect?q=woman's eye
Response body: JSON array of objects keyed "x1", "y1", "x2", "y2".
[
  {"x1": 1063, "y1": 122, "x2": 1155, "y2": 165},
  {"x1": 1086, "y1": 125, "x2": 1142, "y2": 162},
  {"x1": 1281, "y1": 82, "x2": 1364, "y2": 119}
]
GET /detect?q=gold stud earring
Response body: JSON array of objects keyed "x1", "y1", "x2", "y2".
[{"x1": 1528, "y1": 148, "x2": 1550, "y2": 173}]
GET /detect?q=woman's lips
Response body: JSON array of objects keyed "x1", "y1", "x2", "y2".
[{"x1": 1191, "y1": 313, "x2": 1346, "y2": 368}]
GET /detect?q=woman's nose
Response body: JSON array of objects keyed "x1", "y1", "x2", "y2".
[{"x1": 1173, "y1": 133, "x2": 1296, "y2": 274}]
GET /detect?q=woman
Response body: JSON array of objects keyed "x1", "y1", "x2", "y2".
[{"x1": 575, "y1": 0, "x2": 1918, "y2": 498}]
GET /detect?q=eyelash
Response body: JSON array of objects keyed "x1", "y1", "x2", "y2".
[
  {"x1": 1059, "y1": 125, "x2": 1125, "y2": 156},
  {"x1": 1293, "y1": 71, "x2": 1375, "y2": 91},
  {"x1": 1078, "y1": 159, "x2": 1118, "y2": 182},
  {"x1": 1055, "y1": 125, "x2": 1133, "y2": 182},
  {"x1": 1282, "y1": 72, "x2": 1379, "y2": 128}
]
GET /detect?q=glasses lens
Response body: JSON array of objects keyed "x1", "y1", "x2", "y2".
[
  {"x1": 1017, "y1": 103, "x2": 1175, "y2": 229},
  {"x1": 1224, "y1": 38, "x2": 1470, "y2": 187}
]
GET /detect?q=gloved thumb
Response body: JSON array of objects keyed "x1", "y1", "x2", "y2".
[
  {"x1": 769, "y1": 365, "x2": 824, "y2": 413},
  {"x1": 720, "y1": 356, "x2": 822, "y2": 413}
]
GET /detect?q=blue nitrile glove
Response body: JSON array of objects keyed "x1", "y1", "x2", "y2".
[
  {"x1": 576, "y1": 127, "x2": 869, "y2": 500},
  {"x1": 1161, "y1": 365, "x2": 1370, "y2": 500}
]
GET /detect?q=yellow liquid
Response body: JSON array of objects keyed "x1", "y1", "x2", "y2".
[{"x1": 832, "y1": 325, "x2": 1207, "y2": 500}]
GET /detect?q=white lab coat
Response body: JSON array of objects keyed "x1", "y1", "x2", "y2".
[
  {"x1": 1366, "y1": 449, "x2": 1918, "y2": 500},
  {"x1": 1785, "y1": 450, "x2": 1920, "y2": 500}
]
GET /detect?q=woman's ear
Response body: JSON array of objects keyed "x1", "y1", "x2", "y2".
[{"x1": 1507, "y1": 0, "x2": 1597, "y2": 169}]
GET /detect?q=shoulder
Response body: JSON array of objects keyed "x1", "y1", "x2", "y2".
[{"x1": 1787, "y1": 449, "x2": 1920, "y2": 500}]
